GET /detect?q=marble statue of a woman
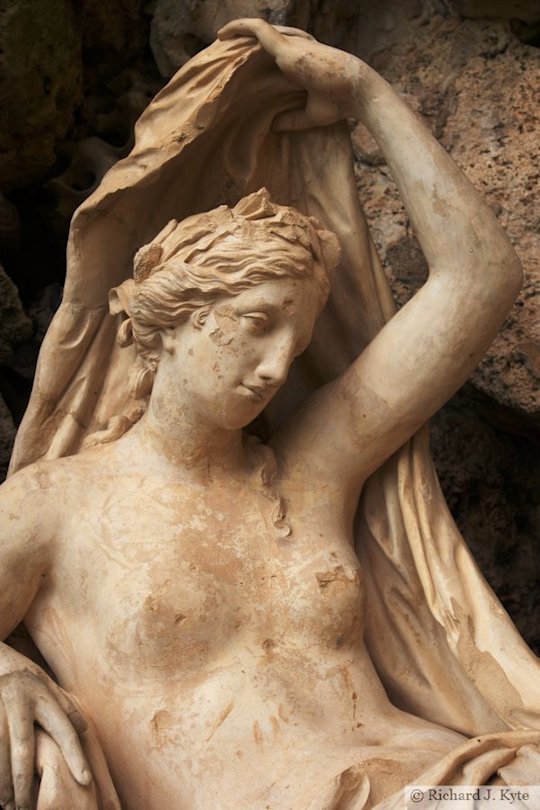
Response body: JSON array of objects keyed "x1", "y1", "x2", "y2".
[{"x1": 1, "y1": 18, "x2": 539, "y2": 810}]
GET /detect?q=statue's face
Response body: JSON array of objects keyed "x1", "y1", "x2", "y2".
[{"x1": 158, "y1": 276, "x2": 321, "y2": 430}]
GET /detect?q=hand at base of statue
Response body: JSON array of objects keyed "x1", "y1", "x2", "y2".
[
  {"x1": 218, "y1": 18, "x2": 368, "y2": 130},
  {"x1": 35, "y1": 730, "x2": 98, "y2": 810},
  {"x1": 0, "y1": 668, "x2": 90, "y2": 810}
]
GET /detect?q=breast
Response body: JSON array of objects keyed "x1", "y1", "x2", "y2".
[
  {"x1": 263, "y1": 542, "x2": 367, "y2": 654},
  {"x1": 70, "y1": 481, "x2": 366, "y2": 684},
  {"x1": 98, "y1": 544, "x2": 249, "y2": 683}
]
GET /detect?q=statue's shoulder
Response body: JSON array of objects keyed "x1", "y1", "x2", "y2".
[
  {"x1": 3, "y1": 443, "x2": 121, "y2": 505},
  {"x1": 0, "y1": 456, "x2": 85, "y2": 546}
]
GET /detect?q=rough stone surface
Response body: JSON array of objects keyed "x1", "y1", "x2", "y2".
[
  {"x1": 455, "y1": 0, "x2": 540, "y2": 23},
  {"x1": 150, "y1": 0, "x2": 307, "y2": 75},
  {"x1": 81, "y1": 0, "x2": 145, "y2": 71},
  {"x1": 0, "y1": 394, "x2": 15, "y2": 482},
  {"x1": 0, "y1": 264, "x2": 32, "y2": 365},
  {"x1": 0, "y1": 0, "x2": 81, "y2": 191},
  {"x1": 431, "y1": 386, "x2": 540, "y2": 652},
  {"x1": 0, "y1": 193, "x2": 21, "y2": 258},
  {"x1": 443, "y1": 39, "x2": 540, "y2": 418}
]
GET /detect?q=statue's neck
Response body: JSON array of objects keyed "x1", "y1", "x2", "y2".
[{"x1": 123, "y1": 399, "x2": 246, "y2": 484}]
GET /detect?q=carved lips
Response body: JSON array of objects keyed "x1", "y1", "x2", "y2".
[{"x1": 239, "y1": 383, "x2": 271, "y2": 402}]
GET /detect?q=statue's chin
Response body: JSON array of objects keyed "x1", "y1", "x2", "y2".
[{"x1": 196, "y1": 390, "x2": 270, "y2": 432}]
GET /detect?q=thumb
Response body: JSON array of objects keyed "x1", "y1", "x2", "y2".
[{"x1": 273, "y1": 93, "x2": 342, "y2": 131}]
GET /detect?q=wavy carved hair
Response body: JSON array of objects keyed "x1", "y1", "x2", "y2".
[{"x1": 86, "y1": 188, "x2": 340, "y2": 447}]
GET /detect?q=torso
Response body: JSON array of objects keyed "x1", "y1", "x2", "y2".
[{"x1": 24, "y1": 442, "x2": 463, "y2": 809}]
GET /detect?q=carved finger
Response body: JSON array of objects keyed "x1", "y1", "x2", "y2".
[
  {"x1": 35, "y1": 732, "x2": 98, "y2": 810},
  {"x1": 218, "y1": 18, "x2": 286, "y2": 56},
  {"x1": 0, "y1": 702, "x2": 15, "y2": 810},
  {"x1": 56, "y1": 691, "x2": 121, "y2": 808},
  {"x1": 34, "y1": 696, "x2": 91, "y2": 787},
  {"x1": 80, "y1": 718, "x2": 122, "y2": 810},
  {"x1": 5, "y1": 696, "x2": 34, "y2": 810},
  {"x1": 272, "y1": 25, "x2": 315, "y2": 41}
]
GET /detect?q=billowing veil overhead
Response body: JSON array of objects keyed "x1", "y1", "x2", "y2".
[{"x1": 9, "y1": 35, "x2": 540, "y2": 756}]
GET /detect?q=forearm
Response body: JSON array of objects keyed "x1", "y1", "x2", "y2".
[{"x1": 352, "y1": 69, "x2": 521, "y2": 286}]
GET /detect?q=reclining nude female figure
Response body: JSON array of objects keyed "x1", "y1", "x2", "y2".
[{"x1": 0, "y1": 18, "x2": 539, "y2": 810}]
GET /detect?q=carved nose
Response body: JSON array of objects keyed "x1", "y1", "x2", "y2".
[{"x1": 256, "y1": 344, "x2": 293, "y2": 386}]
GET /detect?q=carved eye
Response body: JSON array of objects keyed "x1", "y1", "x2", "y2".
[{"x1": 242, "y1": 312, "x2": 269, "y2": 331}]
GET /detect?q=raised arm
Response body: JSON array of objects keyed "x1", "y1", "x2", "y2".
[{"x1": 219, "y1": 20, "x2": 522, "y2": 502}]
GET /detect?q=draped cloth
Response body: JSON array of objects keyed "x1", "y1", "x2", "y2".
[{"x1": 9, "y1": 35, "x2": 540, "y2": 802}]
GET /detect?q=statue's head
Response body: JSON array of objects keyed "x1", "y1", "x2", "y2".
[{"x1": 110, "y1": 189, "x2": 340, "y2": 416}]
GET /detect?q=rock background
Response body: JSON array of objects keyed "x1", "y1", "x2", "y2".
[{"x1": 0, "y1": 0, "x2": 538, "y2": 651}]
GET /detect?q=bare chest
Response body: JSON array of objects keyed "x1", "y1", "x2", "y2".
[{"x1": 55, "y1": 482, "x2": 365, "y2": 681}]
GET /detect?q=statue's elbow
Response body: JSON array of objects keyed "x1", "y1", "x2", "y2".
[
  {"x1": 477, "y1": 233, "x2": 522, "y2": 305},
  {"x1": 499, "y1": 247, "x2": 523, "y2": 303}
]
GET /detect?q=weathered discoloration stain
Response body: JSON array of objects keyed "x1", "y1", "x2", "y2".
[
  {"x1": 281, "y1": 296, "x2": 295, "y2": 315},
  {"x1": 209, "y1": 307, "x2": 239, "y2": 346},
  {"x1": 262, "y1": 637, "x2": 275, "y2": 652},
  {"x1": 151, "y1": 709, "x2": 177, "y2": 752},
  {"x1": 270, "y1": 715, "x2": 281, "y2": 739},
  {"x1": 352, "y1": 690, "x2": 358, "y2": 722},
  {"x1": 315, "y1": 565, "x2": 355, "y2": 591},
  {"x1": 151, "y1": 709, "x2": 167, "y2": 734},
  {"x1": 36, "y1": 467, "x2": 51, "y2": 491},
  {"x1": 340, "y1": 665, "x2": 354, "y2": 695},
  {"x1": 253, "y1": 720, "x2": 263, "y2": 746},
  {"x1": 206, "y1": 701, "x2": 235, "y2": 741},
  {"x1": 278, "y1": 704, "x2": 290, "y2": 724}
]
